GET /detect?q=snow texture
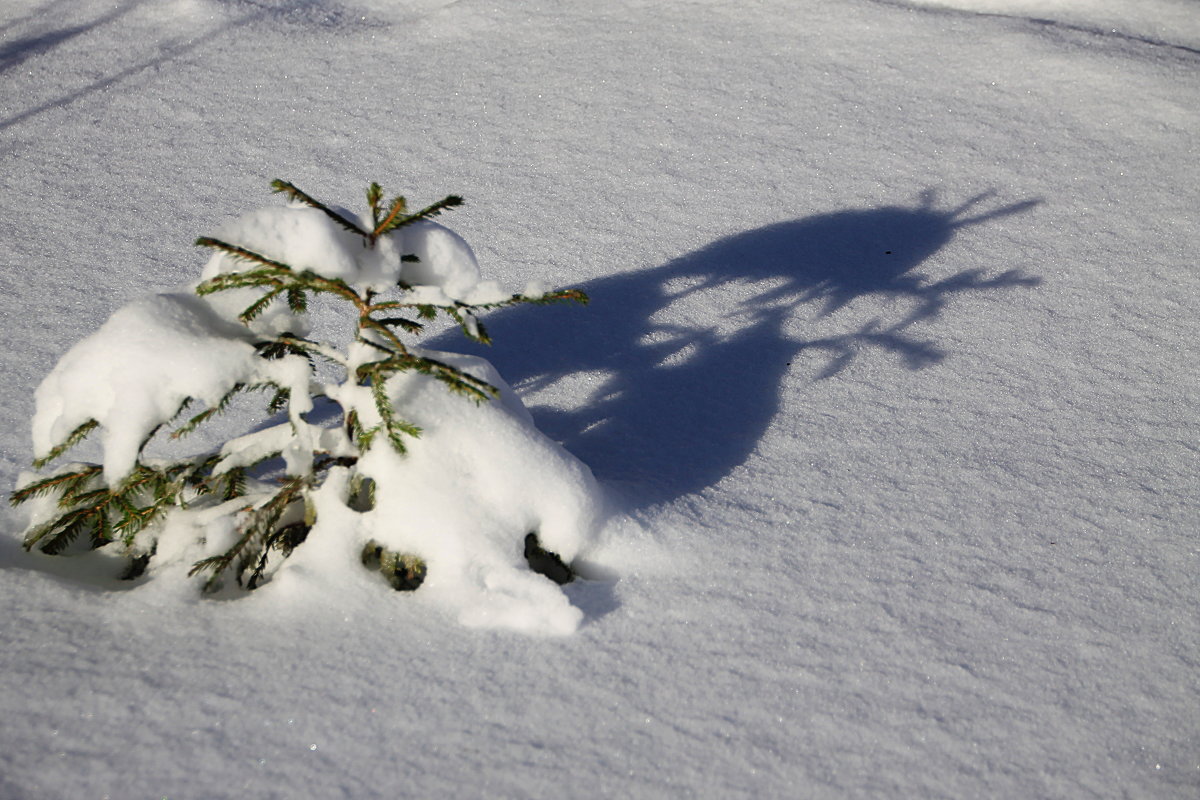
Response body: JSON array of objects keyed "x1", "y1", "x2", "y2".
[
  {"x1": 903, "y1": 0, "x2": 1200, "y2": 50},
  {"x1": 0, "y1": 0, "x2": 1197, "y2": 797}
]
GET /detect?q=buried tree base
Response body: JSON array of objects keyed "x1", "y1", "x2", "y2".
[
  {"x1": 523, "y1": 532, "x2": 573, "y2": 585},
  {"x1": 360, "y1": 532, "x2": 574, "y2": 592},
  {"x1": 361, "y1": 541, "x2": 427, "y2": 591}
]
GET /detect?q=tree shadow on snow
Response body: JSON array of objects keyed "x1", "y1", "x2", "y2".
[{"x1": 440, "y1": 190, "x2": 1042, "y2": 509}]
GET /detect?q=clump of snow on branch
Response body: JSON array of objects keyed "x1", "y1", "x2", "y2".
[
  {"x1": 32, "y1": 294, "x2": 269, "y2": 484},
  {"x1": 202, "y1": 205, "x2": 488, "y2": 301}
]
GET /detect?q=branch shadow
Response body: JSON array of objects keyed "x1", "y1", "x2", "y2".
[
  {"x1": 0, "y1": 0, "x2": 378, "y2": 133},
  {"x1": 0, "y1": 1, "x2": 145, "y2": 75},
  {"x1": 439, "y1": 190, "x2": 1042, "y2": 508}
]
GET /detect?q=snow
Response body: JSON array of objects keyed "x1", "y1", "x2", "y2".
[
  {"x1": 203, "y1": 204, "x2": 486, "y2": 298},
  {"x1": 353, "y1": 350, "x2": 604, "y2": 634},
  {"x1": 397, "y1": 219, "x2": 484, "y2": 300},
  {"x1": 31, "y1": 292, "x2": 261, "y2": 483},
  {"x1": 25, "y1": 191, "x2": 605, "y2": 632},
  {"x1": 904, "y1": 0, "x2": 1200, "y2": 50},
  {"x1": 205, "y1": 205, "x2": 366, "y2": 282},
  {"x1": 1, "y1": 0, "x2": 1198, "y2": 797}
]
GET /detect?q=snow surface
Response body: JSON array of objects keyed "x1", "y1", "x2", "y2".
[
  {"x1": 904, "y1": 0, "x2": 1200, "y2": 50},
  {"x1": 1, "y1": 0, "x2": 1197, "y2": 797}
]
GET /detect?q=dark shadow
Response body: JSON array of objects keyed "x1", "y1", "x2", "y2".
[
  {"x1": 0, "y1": 522, "x2": 24, "y2": 569},
  {"x1": 0, "y1": 10, "x2": 249, "y2": 133},
  {"x1": 0, "y1": 1, "x2": 144, "y2": 75},
  {"x1": 869, "y1": 0, "x2": 1200, "y2": 58},
  {"x1": 0, "y1": 26, "x2": 89, "y2": 72},
  {"x1": 437, "y1": 191, "x2": 1042, "y2": 508},
  {"x1": 0, "y1": 0, "x2": 90, "y2": 36},
  {"x1": 0, "y1": 520, "x2": 147, "y2": 591},
  {"x1": 565, "y1": 574, "x2": 620, "y2": 625}
]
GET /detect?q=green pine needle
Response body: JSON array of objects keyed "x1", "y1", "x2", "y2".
[
  {"x1": 172, "y1": 384, "x2": 248, "y2": 439},
  {"x1": 10, "y1": 464, "x2": 102, "y2": 507},
  {"x1": 240, "y1": 287, "x2": 284, "y2": 323},
  {"x1": 286, "y1": 287, "x2": 307, "y2": 314},
  {"x1": 188, "y1": 475, "x2": 307, "y2": 590},
  {"x1": 371, "y1": 195, "x2": 409, "y2": 239},
  {"x1": 32, "y1": 419, "x2": 99, "y2": 470},
  {"x1": 194, "y1": 237, "x2": 294, "y2": 273},
  {"x1": 375, "y1": 316, "x2": 424, "y2": 334},
  {"x1": 267, "y1": 386, "x2": 290, "y2": 414},
  {"x1": 270, "y1": 179, "x2": 370, "y2": 238},
  {"x1": 374, "y1": 194, "x2": 464, "y2": 238},
  {"x1": 366, "y1": 182, "x2": 384, "y2": 227}
]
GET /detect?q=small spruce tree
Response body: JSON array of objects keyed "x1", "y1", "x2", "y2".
[{"x1": 11, "y1": 180, "x2": 587, "y2": 595}]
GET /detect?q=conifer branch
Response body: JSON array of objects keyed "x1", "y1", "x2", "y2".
[
  {"x1": 172, "y1": 384, "x2": 250, "y2": 439},
  {"x1": 526, "y1": 288, "x2": 590, "y2": 306},
  {"x1": 220, "y1": 467, "x2": 247, "y2": 501},
  {"x1": 366, "y1": 182, "x2": 384, "y2": 228},
  {"x1": 366, "y1": 300, "x2": 408, "y2": 313},
  {"x1": 362, "y1": 365, "x2": 422, "y2": 454},
  {"x1": 267, "y1": 386, "x2": 290, "y2": 415},
  {"x1": 25, "y1": 506, "x2": 96, "y2": 553},
  {"x1": 32, "y1": 419, "x2": 99, "y2": 469},
  {"x1": 112, "y1": 499, "x2": 169, "y2": 544},
  {"x1": 375, "y1": 316, "x2": 424, "y2": 334},
  {"x1": 359, "y1": 315, "x2": 409, "y2": 355},
  {"x1": 194, "y1": 237, "x2": 294, "y2": 272},
  {"x1": 270, "y1": 179, "x2": 370, "y2": 238},
  {"x1": 274, "y1": 334, "x2": 347, "y2": 366},
  {"x1": 371, "y1": 195, "x2": 408, "y2": 241},
  {"x1": 188, "y1": 475, "x2": 307, "y2": 590},
  {"x1": 56, "y1": 469, "x2": 104, "y2": 506},
  {"x1": 459, "y1": 288, "x2": 590, "y2": 312},
  {"x1": 357, "y1": 425, "x2": 380, "y2": 452},
  {"x1": 286, "y1": 287, "x2": 307, "y2": 314},
  {"x1": 10, "y1": 465, "x2": 103, "y2": 507},
  {"x1": 255, "y1": 338, "x2": 311, "y2": 364},
  {"x1": 376, "y1": 194, "x2": 464, "y2": 237},
  {"x1": 448, "y1": 308, "x2": 490, "y2": 344},
  {"x1": 359, "y1": 353, "x2": 499, "y2": 404},
  {"x1": 239, "y1": 287, "x2": 284, "y2": 323}
]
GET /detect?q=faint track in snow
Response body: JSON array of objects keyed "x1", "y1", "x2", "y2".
[
  {"x1": 0, "y1": 0, "x2": 382, "y2": 134},
  {"x1": 0, "y1": 0, "x2": 146, "y2": 76},
  {"x1": 867, "y1": 0, "x2": 1200, "y2": 58}
]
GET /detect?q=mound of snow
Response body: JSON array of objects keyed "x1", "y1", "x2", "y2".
[
  {"x1": 294, "y1": 350, "x2": 604, "y2": 635},
  {"x1": 396, "y1": 219, "x2": 484, "y2": 300}
]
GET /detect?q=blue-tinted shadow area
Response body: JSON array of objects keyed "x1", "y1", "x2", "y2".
[{"x1": 439, "y1": 191, "x2": 1041, "y2": 508}]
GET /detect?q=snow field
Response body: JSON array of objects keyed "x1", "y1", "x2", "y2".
[{"x1": 0, "y1": 0, "x2": 1197, "y2": 797}]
